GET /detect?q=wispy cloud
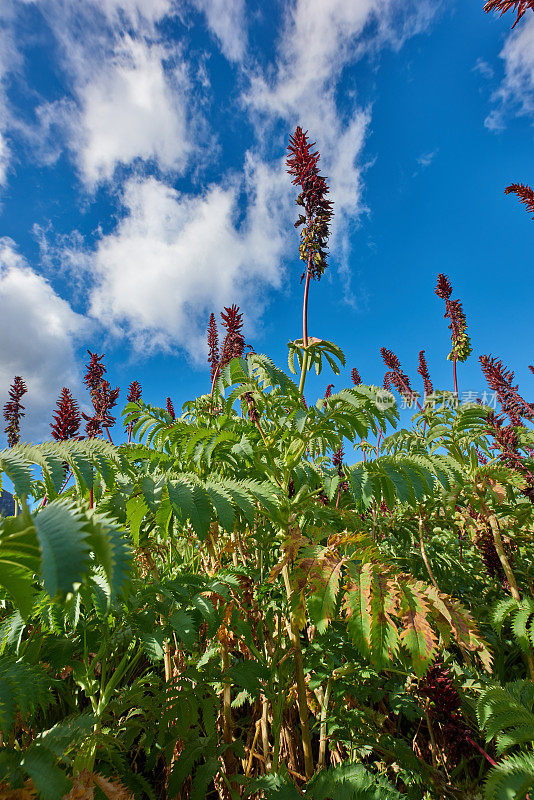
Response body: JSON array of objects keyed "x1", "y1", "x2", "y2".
[
  {"x1": 473, "y1": 57, "x2": 494, "y2": 80},
  {"x1": 416, "y1": 150, "x2": 438, "y2": 169},
  {"x1": 190, "y1": 0, "x2": 247, "y2": 62},
  {"x1": 485, "y1": 13, "x2": 534, "y2": 130}
]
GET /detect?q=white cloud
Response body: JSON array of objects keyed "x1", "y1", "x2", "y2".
[
  {"x1": 88, "y1": 156, "x2": 292, "y2": 358},
  {"x1": 74, "y1": 36, "x2": 192, "y2": 187},
  {"x1": 0, "y1": 238, "x2": 89, "y2": 442},
  {"x1": 190, "y1": 0, "x2": 247, "y2": 62},
  {"x1": 473, "y1": 57, "x2": 494, "y2": 80},
  {"x1": 27, "y1": 0, "x2": 248, "y2": 185},
  {"x1": 416, "y1": 150, "x2": 437, "y2": 168},
  {"x1": 485, "y1": 14, "x2": 534, "y2": 130}
]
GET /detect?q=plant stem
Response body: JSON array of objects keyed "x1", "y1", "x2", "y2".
[
  {"x1": 453, "y1": 359, "x2": 458, "y2": 400},
  {"x1": 419, "y1": 517, "x2": 440, "y2": 592},
  {"x1": 245, "y1": 720, "x2": 262, "y2": 777},
  {"x1": 488, "y1": 515, "x2": 520, "y2": 600},
  {"x1": 318, "y1": 677, "x2": 332, "y2": 769},
  {"x1": 488, "y1": 514, "x2": 534, "y2": 680},
  {"x1": 281, "y1": 563, "x2": 314, "y2": 780},
  {"x1": 298, "y1": 350, "x2": 309, "y2": 396},
  {"x1": 261, "y1": 695, "x2": 271, "y2": 770},
  {"x1": 302, "y1": 256, "x2": 311, "y2": 349},
  {"x1": 298, "y1": 250, "x2": 312, "y2": 397}
]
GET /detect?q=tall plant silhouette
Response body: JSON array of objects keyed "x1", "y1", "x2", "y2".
[
  {"x1": 435, "y1": 273, "x2": 472, "y2": 397},
  {"x1": 3, "y1": 376, "x2": 27, "y2": 447},
  {"x1": 286, "y1": 127, "x2": 334, "y2": 393}
]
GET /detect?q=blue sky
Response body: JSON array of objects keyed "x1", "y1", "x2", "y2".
[{"x1": 0, "y1": 0, "x2": 533, "y2": 445}]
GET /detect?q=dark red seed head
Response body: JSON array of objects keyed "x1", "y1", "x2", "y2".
[
  {"x1": 417, "y1": 350, "x2": 434, "y2": 398},
  {"x1": 381, "y1": 348, "x2": 417, "y2": 404},
  {"x1": 84, "y1": 351, "x2": 106, "y2": 395},
  {"x1": 127, "y1": 381, "x2": 142, "y2": 404},
  {"x1": 207, "y1": 312, "x2": 220, "y2": 380},
  {"x1": 166, "y1": 397, "x2": 176, "y2": 421},
  {"x1": 351, "y1": 368, "x2": 362, "y2": 386},
  {"x1": 286, "y1": 126, "x2": 334, "y2": 281},
  {"x1": 51, "y1": 388, "x2": 81, "y2": 441},
  {"x1": 3, "y1": 376, "x2": 27, "y2": 447},
  {"x1": 480, "y1": 354, "x2": 534, "y2": 425},
  {"x1": 435, "y1": 274, "x2": 452, "y2": 300},
  {"x1": 220, "y1": 305, "x2": 245, "y2": 366}
]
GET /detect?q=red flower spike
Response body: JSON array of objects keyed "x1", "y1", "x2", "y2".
[
  {"x1": 505, "y1": 183, "x2": 534, "y2": 218},
  {"x1": 530, "y1": 365, "x2": 534, "y2": 375},
  {"x1": 220, "y1": 304, "x2": 245, "y2": 366},
  {"x1": 380, "y1": 348, "x2": 418, "y2": 405},
  {"x1": 51, "y1": 388, "x2": 81, "y2": 441},
  {"x1": 324, "y1": 384, "x2": 334, "y2": 399},
  {"x1": 166, "y1": 397, "x2": 176, "y2": 421},
  {"x1": 207, "y1": 313, "x2": 220, "y2": 380},
  {"x1": 484, "y1": 0, "x2": 534, "y2": 28},
  {"x1": 286, "y1": 126, "x2": 334, "y2": 281},
  {"x1": 485, "y1": 410, "x2": 534, "y2": 499},
  {"x1": 435, "y1": 274, "x2": 472, "y2": 364},
  {"x1": 82, "y1": 352, "x2": 119, "y2": 439},
  {"x1": 417, "y1": 350, "x2": 434, "y2": 399},
  {"x1": 84, "y1": 416, "x2": 102, "y2": 438},
  {"x1": 435, "y1": 274, "x2": 452, "y2": 300},
  {"x1": 351, "y1": 368, "x2": 362, "y2": 386},
  {"x1": 84, "y1": 351, "x2": 106, "y2": 395},
  {"x1": 127, "y1": 381, "x2": 142, "y2": 404},
  {"x1": 3, "y1": 376, "x2": 27, "y2": 447},
  {"x1": 480, "y1": 355, "x2": 534, "y2": 425}
]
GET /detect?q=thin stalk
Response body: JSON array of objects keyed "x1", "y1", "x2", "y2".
[
  {"x1": 261, "y1": 695, "x2": 271, "y2": 770},
  {"x1": 419, "y1": 517, "x2": 440, "y2": 592},
  {"x1": 302, "y1": 257, "x2": 311, "y2": 349},
  {"x1": 298, "y1": 350, "x2": 309, "y2": 396},
  {"x1": 281, "y1": 563, "x2": 314, "y2": 780},
  {"x1": 465, "y1": 736, "x2": 497, "y2": 767},
  {"x1": 488, "y1": 515, "x2": 520, "y2": 600},
  {"x1": 221, "y1": 639, "x2": 238, "y2": 786},
  {"x1": 453, "y1": 359, "x2": 458, "y2": 400},
  {"x1": 488, "y1": 514, "x2": 534, "y2": 680},
  {"x1": 424, "y1": 706, "x2": 439, "y2": 770},
  {"x1": 318, "y1": 677, "x2": 332, "y2": 769},
  {"x1": 245, "y1": 721, "x2": 262, "y2": 777},
  {"x1": 298, "y1": 250, "x2": 312, "y2": 396}
]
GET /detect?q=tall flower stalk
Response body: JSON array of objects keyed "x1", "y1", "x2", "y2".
[
  {"x1": 209, "y1": 305, "x2": 246, "y2": 396},
  {"x1": 418, "y1": 350, "x2": 434, "y2": 406},
  {"x1": 286, "y1": 127, "x2": 333, "y2": 394},
  {"x1": 82, "y1": 351, "x2": 119, "y2": 444},
  {"x1": 3, "y1": 376, "x2": 27, "y2": 447},
  {"x1": 381, "y1": 348, "x2": 421, "y2": 410},
  {"x1": 51, "y1": 388, "x2": 81, "y2": 441},
  {"x1": 126, "y1": 381, "x2": 142, "y2": 443},
  {"x1": 435, "y1": 274, "x2": 472, "y2": 398}
]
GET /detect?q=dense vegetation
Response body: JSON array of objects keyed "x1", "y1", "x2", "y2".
[{"x1": 1, "y1": 4, "x2": 534, "y2": 799}]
